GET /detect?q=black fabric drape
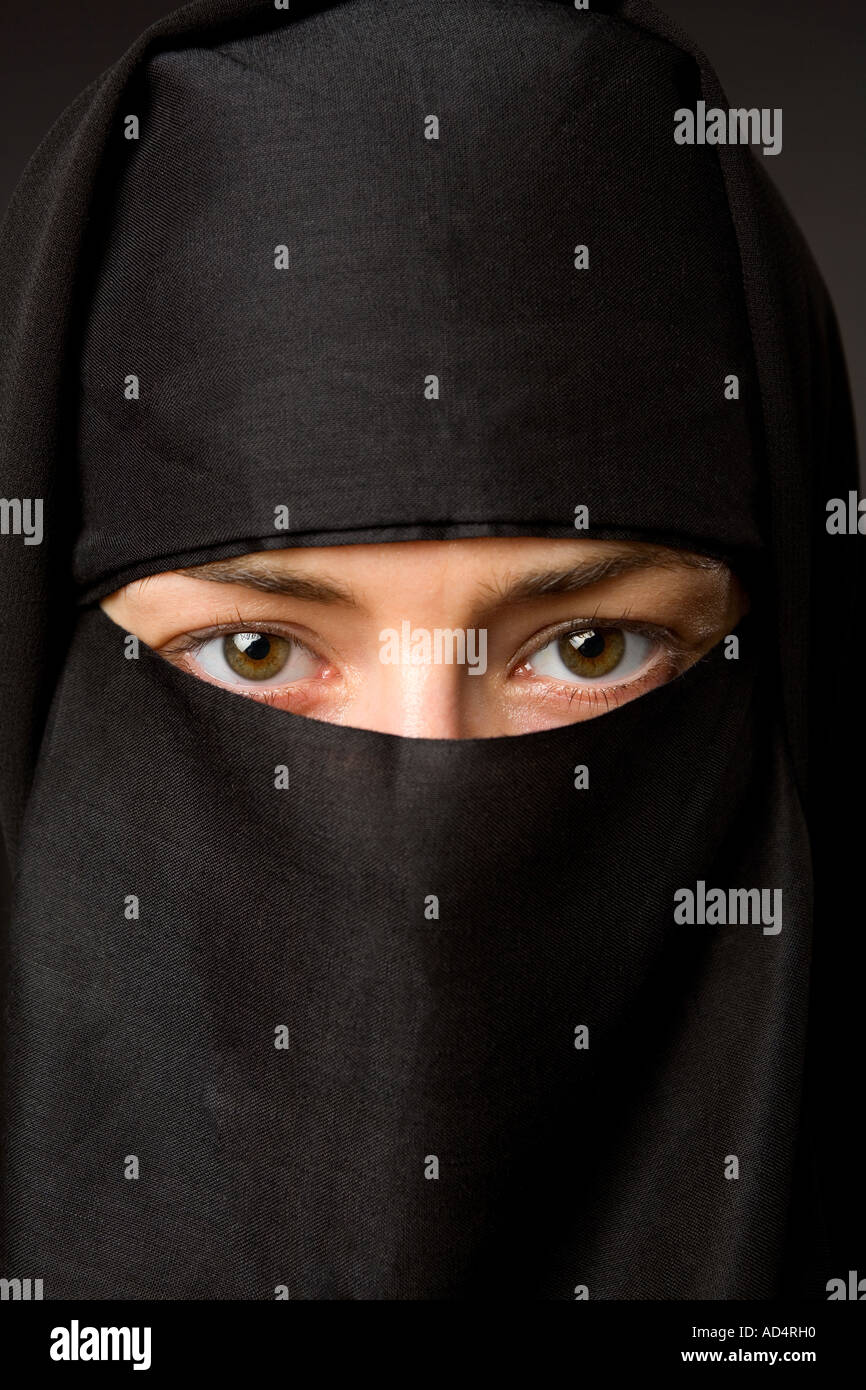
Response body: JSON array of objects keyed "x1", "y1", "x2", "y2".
[{"x1": 0, "y1": 0, "x2": 861, "y2": 1298}]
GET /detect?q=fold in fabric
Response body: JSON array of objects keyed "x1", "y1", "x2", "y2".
[{"x1": 0, "y1": 0, "x2": 862, "y2": 1299}]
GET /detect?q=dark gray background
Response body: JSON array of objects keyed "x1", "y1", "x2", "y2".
[{"x1": 2, "y1": 0, "x2": 863, "y2": 457}]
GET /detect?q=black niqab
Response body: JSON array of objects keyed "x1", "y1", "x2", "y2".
[{"x1": 0, "y1": 0, "x2": 861, "y2": 1299}]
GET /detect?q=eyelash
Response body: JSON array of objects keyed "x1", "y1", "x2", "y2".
[
  {"x1": 512, "y1": 615, "x2": 690, "y2": 709},
  {"x1": 513, "y1": 614, "x2": 688, "y2": 669},
  {"x1": 160, "y1": 614, "x2": 692, "y2": 709},
  {"x1": 161, "y1": 620, "x2": 320, "y2": 663}
]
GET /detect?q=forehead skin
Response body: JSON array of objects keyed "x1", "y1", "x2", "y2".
[{"x1": 109, "y1": 537, "x2": 738, "y2": 630}]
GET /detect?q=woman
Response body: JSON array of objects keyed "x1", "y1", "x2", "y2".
[
  {"x1": 99, "y1": 538, "x2": 748, "y2": 735},
  {"x1": 0, "y1": 0, "x2": 860, "y2": 1299}
]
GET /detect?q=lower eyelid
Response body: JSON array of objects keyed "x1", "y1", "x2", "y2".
[
  {"x1": 178, "y1": 654, "x2": 332, "y2": 705},
  {"x1": 515, "y1": 647, "x2": 681, "y2": 698},
  {"x1": 519, "y1": 629, "x2": 661, "y2": 680},
  {"x1": 158, "y1": 630, "x2": 322, "y2": 693}
]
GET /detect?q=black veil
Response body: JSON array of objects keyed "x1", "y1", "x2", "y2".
[{"x1": 0, "y1": 0, "x2": 860, "y2": 1298}]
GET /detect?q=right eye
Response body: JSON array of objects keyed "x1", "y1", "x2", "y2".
[
  {"x1": 192, "y1": 631, "x2": 322, "y2": 687},
  {"x1": 525, "y1": 626, "x2": 654, "y2": 686}
]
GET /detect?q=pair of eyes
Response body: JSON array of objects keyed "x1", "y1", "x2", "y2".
[{"x1": 187, "y1": 623, "x2": 658, "y2": 691}]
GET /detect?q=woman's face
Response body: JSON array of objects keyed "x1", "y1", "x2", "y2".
[{"x1": 100, "y1": 537, "x2": 748, "y2": 738}]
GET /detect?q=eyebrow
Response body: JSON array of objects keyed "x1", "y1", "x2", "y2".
[
  {"x1": 175, "y1": 558, "x2": 359, "y2": 605},
  {"x1": 175, "y1": 545, "x2": 722, "y2": 607},
  {"x1": 486, "y1": 547, "x2": 723, "y2": 604}
]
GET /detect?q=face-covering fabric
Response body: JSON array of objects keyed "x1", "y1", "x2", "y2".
[{"x1": 0, "y1": 0, "x2": 861, "y2": 1300}]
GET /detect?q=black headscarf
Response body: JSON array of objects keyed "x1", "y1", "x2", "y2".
[{"x1": 0, "y1": 0, "x2": 860, "y2": 1299}]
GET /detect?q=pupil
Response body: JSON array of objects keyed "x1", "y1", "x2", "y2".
[
  {"x1": 571, "y1": 630, "x2": 605, "y2": 658},
  {"x1": 234, "y1": 633, "x2": 271, "y2": 661}
]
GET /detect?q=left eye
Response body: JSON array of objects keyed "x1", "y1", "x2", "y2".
[
  {"x1": 526, "y1": 627, "x2": 653, "y2": 684},
  {"x1": 193, "y1": 631, "x2": 320, "y2": 686}
]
